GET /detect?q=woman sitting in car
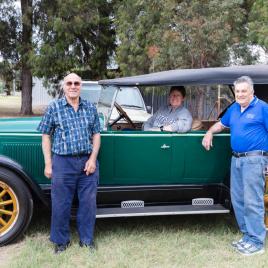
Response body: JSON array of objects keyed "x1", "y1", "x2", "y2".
[{"x1": 143, "y1": 86, "x2": 193, "y2": 132}]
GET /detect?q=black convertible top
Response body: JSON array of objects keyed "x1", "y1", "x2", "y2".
[{"x1": 99, "y1": 65, "x2": 268, "y2": 86}]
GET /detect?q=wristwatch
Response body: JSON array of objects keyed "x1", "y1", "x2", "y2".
[{"x1": 160, "y1": 126, "x2": 164, "y2": 132}]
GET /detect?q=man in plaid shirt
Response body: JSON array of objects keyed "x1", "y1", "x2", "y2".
[{"x1": 38, "y1": 73, "x2": 100, "y2": 254}]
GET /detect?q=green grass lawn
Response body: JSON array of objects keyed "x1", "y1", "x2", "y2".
[
  {"x1": 1, "y1": 95, "x2": 268, "y2": 267},
  {"x1": 6, "y1": 211, "x2": 268, "y2": 268}
]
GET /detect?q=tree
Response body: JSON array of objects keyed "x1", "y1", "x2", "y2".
[
  {"x1": 0, "y1": 0, "x2": 34, "y2": 114},
  {"x1": 115, "y1": 0, "x2": 163, "y2": 76},
  {"x1": 155, "y1": 0, "x2": 254, "y2": 118},
  {"x1": 115, "y1": 0, "x2": 254, "y2": 118},
  {"x1": 20, "y1": 0, "x2": 33, "y2": 114},
  {"x1": 0, "y1": 61, "x2": 15, "y2": 95},
  {"x1": 0, "y1": 1, "x2": 20, "y2": 96},
  {"x1": 33, "y1": 0, "x2": 116, "y2": 84},
  {"x1": 0, "y1": 0, "x2": 116, "y2": 114},
  {"x1": 115, "y1": 0, "x2": 253, "y2": 76},
  {"x1": 152, "y1": 0, "x2": 253, "y2": 70},
  {"x1": 248, "y1": 0, "x2": 268, "y2": 51}
]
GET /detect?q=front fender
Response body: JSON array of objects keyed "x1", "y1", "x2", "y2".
[{"x1": 0, "y1": 155, "x2": 49, "y2": 207}]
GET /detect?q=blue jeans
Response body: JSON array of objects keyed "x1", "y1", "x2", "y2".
[
  {"x1": 50, "y1": 154, "x2": 99, "y2": 245},
  {"x1": 231, "y1": 155, "x2": 268, "y2": 248}
]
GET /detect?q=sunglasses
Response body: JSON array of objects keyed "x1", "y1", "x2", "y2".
[{"x1": 66, "y1": 81, "x2": 81, "y2": 86}]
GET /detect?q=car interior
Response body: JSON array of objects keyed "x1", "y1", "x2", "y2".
[{"x1": 108, "y1": 84, "x2": 233, "y2": 132}]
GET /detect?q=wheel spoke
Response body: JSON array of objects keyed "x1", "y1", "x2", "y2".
[
  {"x1": 0, "y1": 216, "x2": 7, "y2": 226},
  {"x1": 0, "y1": 180, "x2": 21, "y2": 237},
  {"x1": 0, "y1": 189, "x2": 7, "y2": 198},
  {"x1": 0, "y1": 200, "x2": 13, "y2": 206},
  {"x1": 0, "y1": 208, "x2": 13, "y2": 216}
]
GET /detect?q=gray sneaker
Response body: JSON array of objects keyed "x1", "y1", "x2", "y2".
[
  {"x1": 236, "y1": 242, "x2": 265, "y2": 256},
  {"x1": 231, "y1": 238, "x2": 245, "y2": 249}
]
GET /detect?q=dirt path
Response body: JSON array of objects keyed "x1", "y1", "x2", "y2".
[{"x1": 0, "y1": 242, "x2": 23, "y2": 268}]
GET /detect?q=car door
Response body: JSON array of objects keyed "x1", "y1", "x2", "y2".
[
  {"x1": 182, "y1": 132, "x2": 231, "y2": 183},
  {"x1": 97, "y1": 85, "x2": 172, "y2": 186},
  {"x1": 99, "y1": 132, "x2": 173, "y2": 185}
]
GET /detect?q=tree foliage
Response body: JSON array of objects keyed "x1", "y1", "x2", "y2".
[
  {"x1": 159, "y1": 1, "x2": 251, "y2": 68},
  {"x1": 0, "y1": 0, "x2": 116, "y2": 114},
  {"x1": 115, "y1": 0, "x2": 257, "y2": 119},
  {"x1": 0, "y1": 0, "x2": 264, "y2": 116},
  {"x1": 0, "y1": 1, "x2": 20, "y2": 92},
  {"x1": 0, "y1": 1, "x2": 20, "y2": 63},
  {"x1": 0, "y1": 61, "x2": 15, "y2": 95},
  {"x1": 33, "y1": 0, "x2": 116, "y2": 83},
  {"x1": 115, "y1": 0, "x2": 163, "y2": 75},
  {"x1": 116, "y1": 0, "x2": 254, "y2": 76},
  {"x1": 248, "y1": 0, "x2": 268, "y2": 51},
  {"x1": 0, "y1": 0, "x2": 33, "y2": 114}
]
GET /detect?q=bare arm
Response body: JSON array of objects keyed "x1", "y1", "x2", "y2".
[
  {"x1": 84, "y1": 133, "x2": 101, "y2": 175},
  {"x1": 42, "y1": 134, "x2": 52, "y2": 179},
  {"x1": 202, "y1": 121, "x2": 225, "y2": 151}
]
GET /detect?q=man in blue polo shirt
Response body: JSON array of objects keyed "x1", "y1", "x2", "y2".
[
  {"x1": 202, "y1": 76, "x2": 268, "y2": 256},
  {"x1": 38, "y1": 73, "x2": 100, "y2": 254}
]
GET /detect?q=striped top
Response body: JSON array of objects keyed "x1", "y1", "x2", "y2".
[
  {"x1": 37, "y1": 97, "x2": 100, "y2": 155},
  {"x1": 143, "y1": 105, "x2": 192, "y2": 132}
]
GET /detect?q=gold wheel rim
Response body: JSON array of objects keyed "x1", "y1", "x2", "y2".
[
  {"x1": 0, "y1": 181, "x2": 19, "y2": 236},
  {"x1": 264, "y1": 194, "x2": 268, "y2": 211}
]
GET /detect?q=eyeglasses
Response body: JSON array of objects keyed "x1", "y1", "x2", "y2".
[{"x1": 66, "y1": 81, "x2": 81, "y2": 86}]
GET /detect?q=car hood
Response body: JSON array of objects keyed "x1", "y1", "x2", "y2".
[
  {"x1": 110, "y1": 107, "x2": 151, "y2": 123},
  {"x1": 0, "y1": 117, "x2": 41, "y2": 133}
]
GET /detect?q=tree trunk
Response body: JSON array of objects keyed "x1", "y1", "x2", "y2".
[
  {"x1": 20, "y1": 0, "x2": 33, "y2": 115},
  {"x1": 21, "y1": 67, "x2": 32, "y2": 114}
]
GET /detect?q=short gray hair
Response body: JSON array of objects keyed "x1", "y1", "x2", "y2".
[{"x1": 234, "y1": 76, "x2": 254, "y2": 93}]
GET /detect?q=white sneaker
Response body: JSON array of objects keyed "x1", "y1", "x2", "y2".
[
  {"x1": 236, "y1": 242, "x2": 265, "y2": 256},
  {"x1": 231, "y1": 239, "x2": 245, "y2": 249}
]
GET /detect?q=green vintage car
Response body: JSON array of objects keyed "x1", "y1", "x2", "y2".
[{"x1": 1, "y1": 65, "x2": 268, "y2": 246}]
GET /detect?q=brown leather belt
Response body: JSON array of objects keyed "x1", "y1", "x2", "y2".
[{"x1": 232, "y1": 150, "x2": 268, "y2": 158}]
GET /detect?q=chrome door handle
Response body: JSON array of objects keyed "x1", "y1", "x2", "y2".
[{"x1": 160, "y1": 144, "x2": 170, "y2": 149}]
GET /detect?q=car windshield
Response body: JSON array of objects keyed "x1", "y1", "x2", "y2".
[
  {"x1": 81, "y1": 84, "x2": 144, "y2": 109},
  {"x1": 98, "y1": 85, "x2": 118, "y2": 131},
  {"x1": 116, "y1": 87, "x2": 144, "y2": 109},
  {"x1": 81, "y1": 83, "x2": 101, "y2": 105}
]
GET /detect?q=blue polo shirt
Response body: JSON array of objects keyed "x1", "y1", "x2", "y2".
[{"x1": 220, "y1": 97, "x2": 268, "y2": 153}]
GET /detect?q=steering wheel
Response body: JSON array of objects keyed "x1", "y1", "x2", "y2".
[{"x1": 109, "y1": 102, "x2": 136, "y2": 128}]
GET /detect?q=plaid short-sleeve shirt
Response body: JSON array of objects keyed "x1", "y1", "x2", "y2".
[{"x1": 37, "y1": 97, "x2": 100, "y2": 155}]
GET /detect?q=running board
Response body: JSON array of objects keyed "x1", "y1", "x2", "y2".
[{"x1": 96, "y1": 204, "x2": 230, "y2": 218}]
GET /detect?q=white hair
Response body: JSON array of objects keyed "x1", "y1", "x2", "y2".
[{"x1": 63, "y1": 73, "x2": 81, "y2": 83}]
